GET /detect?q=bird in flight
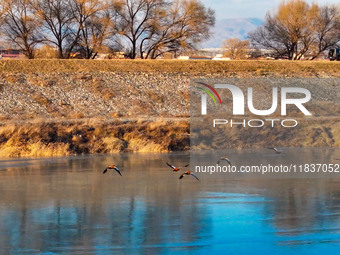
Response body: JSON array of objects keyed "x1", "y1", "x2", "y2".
[
  {"x1": 166, "y1": 162, "x2": 189, "y2": 172},
  {"x1": 270, "y1": 147, "x2": 282, "y2": 154},
  {"x1": 103, "y1": 165, "x2": 122, "y2": 176},
  {"x1": 179, "y1": 171, "x2": 200, "y2": 181},
  {"x1": 217, "y1": 156, "x2": 231, "y2": 166}
]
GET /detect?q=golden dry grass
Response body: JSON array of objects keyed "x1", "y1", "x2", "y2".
[
  {"x1": 0, "y1": 59, "x2": 338, "y2": 157},
  {"x1": 191, "y1": 117, "x2": 340, "y2": 150},
  {"x1": 0, "y1": 59, "x2": 340, "y2": 76},
  {"x1": 0, "y1": 117, "x2": 338, "y2": 158},
  {"x1": 0, "y1": 120, "x2": 190, "y2": 157}
]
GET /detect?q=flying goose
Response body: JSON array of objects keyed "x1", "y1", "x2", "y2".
[
  {"x1": 103, "y1": 165, "x2": 122, "y2": 176},
  {"x1": 166, "y1": 162, "x2": 189, "y2": 172},
  {"x1": 217, "y1": 156, "x2": 231, "y2": 166},
  {"x1": 179, "y1": 171, "x2": 200, "y2": 181}
]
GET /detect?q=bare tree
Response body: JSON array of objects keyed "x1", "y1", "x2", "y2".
[
  {"x1": 64, "y1": 0, "x2": 104, "y2": 58},
  {"x1": 222, "y1": 38, "x2": 250, "y2": 59},
  {"x1": 33, "y1": 0, "x2": 112, "y2": 59},
  {"x1": 140, "y1": 0, "x2": 215, "y2": 59},
  {"x1": 32, "y1": 0, "x2": 75, "y2": 58},
  {"x1": 1, "y1": 0, "x2": 43, "y2": 58},
  {"x1": 77, "y1": 7, "x2": 114, "y2": 59},
  {"x1": 309, "y1": 5, "x2": 340, "y2": 59},
  {"x1": 113, "y1": 0, "x2": 214, "y2": 59},
  {"x1": 0, "y1": 0, "x2": 214, "y2": 59},
  {"x1": 249, "y1": 0, "x2": 340, "y2": 60},
  {"x1": 112, "y1": 0, "x2": 165, "y2": 59},
  {"x1": 249, "y1": 0, "x2": 314, "y2": 60}
]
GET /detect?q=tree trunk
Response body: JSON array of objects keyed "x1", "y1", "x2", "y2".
[
  {"x1": 131, "y1": 40, "x2": 136, "y2": 59},
  {"x1": 58, "y1": 45, "x2": 64, "y2": 59},
  {"x1": 27, "y1": 50, "x2": 34, "y2": 59}
]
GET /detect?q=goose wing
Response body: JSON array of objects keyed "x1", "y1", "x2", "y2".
[
  {"x1": 114, "y1": 167, "x2": 122, "y2": 176},
  {"x1": 190, "y1": 173, "x2": 200, "y2": 181},
  {"x1": 166, "y1": 162, "x2": 176, "y2": 170}
]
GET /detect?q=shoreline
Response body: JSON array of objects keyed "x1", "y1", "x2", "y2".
[
  {"x1": 0, "y1": 119, "x2": 189, "y2": 157},
  {"x1": 0, "y1": 60, "x2": 339, "y2": 158},
  {"x1": 0, "y1": 116, "x2": 338, "y2": 158}
]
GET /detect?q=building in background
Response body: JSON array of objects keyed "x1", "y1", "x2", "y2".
[
  {"x1": 0, "y1": 42, "x2": 25, "y2": 59},
  {"x1": 0, "y1": 48, "x2": 25, "y2": 59}
]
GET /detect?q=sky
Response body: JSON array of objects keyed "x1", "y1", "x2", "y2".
[{"x1": 202, "y1": 0, "x2": 340, "y2": 20}]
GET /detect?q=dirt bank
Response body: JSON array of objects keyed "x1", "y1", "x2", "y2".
[{"x1": 0, "y1": 60, "x2": 338, "y2": 157}]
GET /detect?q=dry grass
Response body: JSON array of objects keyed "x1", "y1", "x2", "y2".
[
  {"x1": 191, "y1": 117, "x2": 340, "y2": 150},
  {"x1": 0, "y1": 119, "x2": 190, "y2": 157},
  {"x1": 66, "y1": 111, "x2": 85, "y2": 119},
  {"x1": 33, "y1": 92, "x2": 51, "y2": 106},
  {"x1": 0, "y1": 116, "x2": 338, "y2": 158},
  {"x1": 0, "y1": 114, "x2": 10, "y2": 121},
  {"x1": 0, "y1": 59, "x2": 338, "y2": 157},
  {"x1": 85, "y1": 76, "x2": 117, "y2": 100},
  {"x1": 27, "y1": 75, "x2": 56, "y2": 87},
  {"x1": 0, "y1": 59, "x2": 340, "y2": 76}
]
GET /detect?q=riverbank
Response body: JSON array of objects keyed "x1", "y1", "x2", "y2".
[
  {"x1": 0, "y1": 119, "x2": 189, "y2": 157},
  {"x1": 1, "y1": 117, "x2": 339, "y2": 157},
  {"x1": 0, "y1": 60, "x2": 339, "y2": 157}
]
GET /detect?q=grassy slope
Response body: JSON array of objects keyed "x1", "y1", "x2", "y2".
[
  {"x1": 1, "y1": 59, "x2": 340, "y2": 76},
  {"x1": 0, "y1": 60, "x2": 339, "y2": 157}
]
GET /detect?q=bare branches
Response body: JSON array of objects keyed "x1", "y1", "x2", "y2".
[
  {"x1": 70, "y1": 0, "x2": 113, "y2": 59},
  {"x1": 113, "y1": 0, "x2": 215, "y2": 59},
  {"x1": 249, "y1": 0, "x2": 340, "y2": 60},
  {"x1": 0, "y1": 0, "x2": 215, "y2": 59},
  {"x1": 222, "y1": 38, "x2": 250, "y2": 59},
  {"x1": 143, "y1": 0, "x2": 215, "y2": 59},
  {"x1": 78, "y1": 8, "x2": 114, "y2": 59},
  {"x1": 32, "y1": 0, "x2": 74, "y2": 58},
  {"x1": 1, "y1": 0, "x2": 43, "y2": 58},
  {"x1": 112, "y1": 0, "x2": 166, "y2": 59},
  {"x1": 310, "y1": 5, "x2": 340, "y2": 59}
]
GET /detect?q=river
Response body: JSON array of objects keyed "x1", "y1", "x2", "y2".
[{"x1": 0, "y1": 148, "x2": 340, "y2": 254}]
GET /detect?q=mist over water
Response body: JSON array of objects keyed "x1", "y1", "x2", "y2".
[{"x1": 0, "y1": 149, "x2": 340, "y2": 254}]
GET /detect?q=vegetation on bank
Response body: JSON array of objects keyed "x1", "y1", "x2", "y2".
[
  {"x1": 0, "y1": 60, "x2": 339, "y2": 157},
  {"x1": 192, "y1": 118, "x2": 340, "y2": 151},
  {"x1": 1, "y1": 59, "x2": 340, "y2": 76},
  {"x1": 0, "y1": 117, "x2": 338, "y2": 158},
  {"x1": 0, "y1": 120, "x2": 189, "y2": 157}
]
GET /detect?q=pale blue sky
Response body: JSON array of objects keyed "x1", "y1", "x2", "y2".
[{"x1": 202, "y1": 0, "x2": 340, "y2": 20}]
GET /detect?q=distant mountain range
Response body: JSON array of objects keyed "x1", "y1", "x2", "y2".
[{"x1": 199, "y1": 18, "x2": 263, "y2": 49}]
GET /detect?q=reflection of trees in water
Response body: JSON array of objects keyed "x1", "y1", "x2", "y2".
[
  {"x1": 258, "y1": 179, "x2": 340, "y2": 234},
  {"x1": 0, "y1": 195, "x2": 209, "y2": 253},
  {"x1": 0, "y1": 153, "x2": 210, "y2": 253},
  {"x1": 253, "y1": 149, "x2": 340, "y2": 232},
  {"x1": 1, "y1": 150, "x2": 340, "y2": 252}
]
